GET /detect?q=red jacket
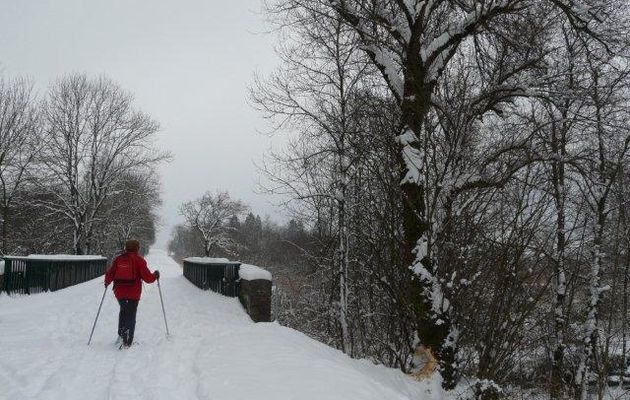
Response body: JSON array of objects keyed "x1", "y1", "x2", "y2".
[{"x1": 104, "y1": 251, "x2": 157, "y2": 300}]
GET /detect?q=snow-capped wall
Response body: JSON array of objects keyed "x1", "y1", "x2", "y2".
[
  {"x1": 183, "y1": 257, "x2": 231, "y2": 264},
  {"x1": 181, "y1": 257, "x2": 272, "y2": 322},
  {"x1": 239, "y1": 263, "x2": 272, "y2": 281},
  {"x1": 239, "y1": 277, "x2": 272, "y2": 323},
  {"x1": 238, "y1": 263, "x2": 272, "y2": 322}
]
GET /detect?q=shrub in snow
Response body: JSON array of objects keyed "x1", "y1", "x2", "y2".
[{"x1": 473, "y1": 380, "x2": 504, "y2": 400}]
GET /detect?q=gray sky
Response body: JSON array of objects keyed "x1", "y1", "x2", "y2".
[{"x1": 0, "y1": 0, "x2": 284, "y2": 248}]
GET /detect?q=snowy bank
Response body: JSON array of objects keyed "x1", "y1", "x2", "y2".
[
  {"x1": 0, "y1": 248, "x2": 447, "y2": 400},
  {"x1": 239, "y1": 263, "x2": 272, "y2": 281}
]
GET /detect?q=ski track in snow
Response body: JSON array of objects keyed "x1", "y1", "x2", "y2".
[{"x1": 0, "y1": 249, "x2": 443, "y2": 400}]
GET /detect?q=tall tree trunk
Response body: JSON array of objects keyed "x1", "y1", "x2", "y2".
[
  {"x1": 400, "y1": 83, "x2": 457, "y2": 388},
  {"x1": 575, "y1": 218, "x2": 604, "y2": 399},
  {"x1": 337, "y1": 132, "x2": 351, "y2": 355},
  {"x1": 337, "y1": 168, "x2": 351, "y2": 355},
  {"x1": 204, "y1": 240, "x2": 211, "y2": 257},
  {"x1": 600, "y1": 209, "x2": 623, "y2": 400},
  {"x1": 620, "y1": 177, "x2": 629, "y2": 392},
  {"x1": 623, "y1": 237, "x2": 629, "y2": 391},
  {"x1": 73, "y1": 221, "x2": 84, "y2": 255},
  {"x1": 575, "y1": 70, "x2": 612, "y2": 399},
  {"x1": 85, "y1": 225, "x2": 94, "y2": 255},
  {"x1": 1, "y1": 205, "x2": 8, "y2": 254},
  {"x1": 551, "y1": 115, "x2": 568, "y2": 398}
]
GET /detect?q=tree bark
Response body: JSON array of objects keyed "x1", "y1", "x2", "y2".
[
  {"x1": 1, "y1": 205, "x2": 8, "y2": 254},
  {"x1": 400, "y1": 80, "x2": 457, "y2": 388},
  {"x1": 550, "y1": 112, "x2": 568, "y2": 399}
]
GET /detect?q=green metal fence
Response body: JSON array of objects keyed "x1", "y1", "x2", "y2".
[
  {"x1": 2, "y1": 256, "x2": 107, "y2": 295},
  {"x1": 182, "y1": 259, "x2": 241, "y2": 297}
]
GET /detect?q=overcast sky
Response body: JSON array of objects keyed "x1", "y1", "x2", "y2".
[{"x1": 0, "y1": 0, "x2": 285, "y2": 248}]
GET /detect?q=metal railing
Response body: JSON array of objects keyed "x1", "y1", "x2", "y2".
[
  {"x1": 182, "y1": 259, "x2": 241, "y2": 297},
  {"x1": 2, "y1": 256, "x2": 107, "y2": 295}
]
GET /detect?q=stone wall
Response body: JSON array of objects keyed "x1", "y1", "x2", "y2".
[{"x1": 238, "y1": 278, "x2": 272, "y2": 323}]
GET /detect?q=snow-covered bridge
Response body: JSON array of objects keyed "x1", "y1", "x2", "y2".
[{"x1": 0, "y1": 249, "x2": 441, "y2": 400}]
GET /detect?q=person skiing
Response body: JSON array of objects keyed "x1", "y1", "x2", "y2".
[{"x1": 104, "y1": 239, "x2": 160, "y2": 348}]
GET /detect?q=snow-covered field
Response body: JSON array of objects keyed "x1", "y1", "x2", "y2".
[{"x1": 0, "y1": 249, "x2": 443, "y2": 400}]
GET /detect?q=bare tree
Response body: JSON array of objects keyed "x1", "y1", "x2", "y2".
[
  {"x1": 261, "y1": 0, "x2": 626, "y2": 389},
  {"x1": 572, "y1": 51, "x2": 630, "y2": 399},
  {"x1": 520, "y1": 28, "x2": 593, "y2": 396},
  {"x1": 37, "y1": 73, "x2": 167, "y2": 254},
  {"x1": 178, "y1": 191, "x2": 247, "y2": 257},
  {"x1": 253, "y1": 1, "x2": 376, "y2": 355},
  {"x1": 97, "y1": 171, "x2": 162, "y2": 255},
  {"x1": 0, "y1": 77, "x2": 39, "y2": 254}
]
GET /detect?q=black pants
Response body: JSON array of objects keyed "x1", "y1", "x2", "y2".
[{"x1": 117, "y1": 299, "x2": 139, "y2": 346}]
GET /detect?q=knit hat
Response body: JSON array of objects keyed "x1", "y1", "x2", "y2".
[{"x1": 125, "y1": 239, "x2": 140, "y2": 252}]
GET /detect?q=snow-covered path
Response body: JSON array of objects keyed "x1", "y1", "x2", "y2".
[{"x1": 0, "y1": 249, "x2": 441, "y2": 400}]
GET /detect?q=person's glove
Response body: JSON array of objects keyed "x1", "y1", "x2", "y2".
[{"x1": 154, "y1": 270, "x2": 160, "y2": 280}]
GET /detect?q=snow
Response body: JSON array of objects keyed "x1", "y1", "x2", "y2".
[
  {"x1": 239, "y1": 263, "x2": 272, "y2": 281},
  {"x1": 397, "y1": 128, "x2": 424, "y2": 185},
  {"x1": 0, "y1": 259, "x2": 4, "y2": 274},
  {"x1": 420, "y1": 0, "x2": 513, "y2": 82},
  {"x1": 366, "y1": 45, "x2": 404, "y2": 98},
  {"x1": 0, "y1": 248, "x2": 444, "y2": 400},
  {"x1": 183, "y1": 256, "x2": 231, "y2": 264},
  {"x1": 7, "y1": 254, "x2": 106, "y2": 261}
]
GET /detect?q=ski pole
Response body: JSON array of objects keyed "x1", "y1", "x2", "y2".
[
  {"x1": 157, "y1": 278, "x2": 170, "y2": 337},
  {"x1": 88, "y1": 286, "x2": 108, "y2": 345}
]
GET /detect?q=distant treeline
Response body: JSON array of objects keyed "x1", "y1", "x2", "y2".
[{"x1": 168, "y1": 211, "x2": 313, "y2": 271}]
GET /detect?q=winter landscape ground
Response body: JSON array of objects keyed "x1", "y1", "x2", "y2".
[{"x1": 0, "y1": 249, "x2": 444, "y2": 400}]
